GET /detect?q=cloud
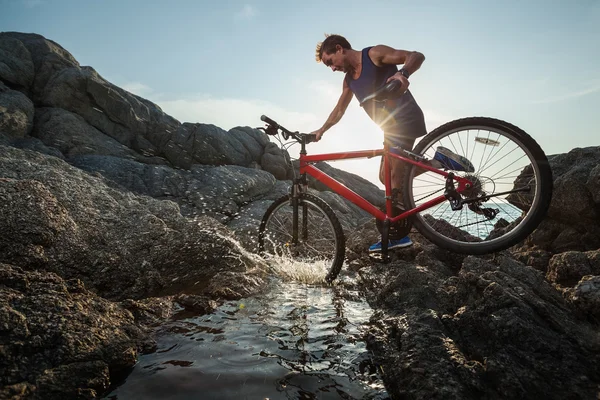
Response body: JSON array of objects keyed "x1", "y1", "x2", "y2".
[
  {"x1": 235, "y1": 5, "x2": 257, "y2": 20},
  {"x1": 309, "y1": 80, "x2": 342, "y2": 102},
  {"x1": 533, "y1": 79, "x2": 600, "y2": 104},
  {"x1": 158, "y1": 95, "x2": 317, "y2": 131}
]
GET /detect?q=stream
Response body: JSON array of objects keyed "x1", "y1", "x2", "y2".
[{"x1": 104, "y1": 277, "x2": 389, "y2": 399}]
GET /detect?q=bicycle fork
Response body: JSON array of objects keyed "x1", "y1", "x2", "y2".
[{"x1": 290, "y1": 176, "x2": 308, "y2": 245}]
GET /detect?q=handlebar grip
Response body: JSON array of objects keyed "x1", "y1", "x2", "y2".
[
  {"x1": 260, "y1": 115, "x2": 278, "y2": 127},
  {"x1": 305, "y1": 134, "x2": 318, "y2": 143},
  {"x1": 385, "y1": 79, "x2": 401, "y2": 93}
]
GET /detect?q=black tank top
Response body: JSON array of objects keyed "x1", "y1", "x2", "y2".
[{"x1": 346, "y1": 47, "x2": 426, "y2": 135}]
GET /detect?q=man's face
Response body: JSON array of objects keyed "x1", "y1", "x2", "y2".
[{"x1": 321, "y1": 46, "x2": 346, "y2": 73}]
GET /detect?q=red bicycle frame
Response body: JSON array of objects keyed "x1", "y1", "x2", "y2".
[{"x1": 299, "y1": 144, "x2": 473, "y2": 225}]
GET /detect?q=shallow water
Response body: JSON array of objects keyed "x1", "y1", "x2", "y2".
[{"x1": 104, "y1": 279, "x2": 388, "y2": 399}]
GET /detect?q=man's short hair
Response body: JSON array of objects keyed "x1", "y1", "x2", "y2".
[{"x1": 315, "y1": 34, "x2": 352, "y2": 62}]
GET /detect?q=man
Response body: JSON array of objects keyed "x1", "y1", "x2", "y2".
[{"x1": 311, "y1": 34, "x2": 428, "y2": 252}]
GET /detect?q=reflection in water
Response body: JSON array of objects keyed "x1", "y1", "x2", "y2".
[{"x1": 104, "y1": 279, "x2": 388, "y2": 400}]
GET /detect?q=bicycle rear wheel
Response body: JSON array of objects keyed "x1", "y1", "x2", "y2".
[
  {"x1": 258, "y1": 193, "x2": 345, "y2": 283},
  {"x1": 403, "y1": 117, "x2": 553, "y2": 255}
]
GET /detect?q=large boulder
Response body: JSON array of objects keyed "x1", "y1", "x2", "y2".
[
  {"x1": 0, "y1": 145, "x2": 267, "y2": 300},
  {"x1": 0, "y1": 32, "x2": 79, "y2": 101},
  {"x1": 511, "y1": 147, "x2": 600, "y2": 259},
  {"x1": 0, "y1": 34, "x2": 35, "y2": 90}
]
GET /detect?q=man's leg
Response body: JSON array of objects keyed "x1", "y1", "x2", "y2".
[
  {"x1": 370, "y1": 125, "x2": 426, "y2": 253},
  {"x1": 379, "y1": 136, "x2": 416, "y2": 207}
]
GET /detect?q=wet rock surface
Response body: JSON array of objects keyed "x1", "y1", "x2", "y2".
[{"x1": 0, "y1": 263, "x2": 152, "y2": 400}]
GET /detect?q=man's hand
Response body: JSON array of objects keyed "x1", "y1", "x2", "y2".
[
  {"x1": 387, "y1": 72, "x2": 409, "y2": 93},
  {"x1": 311, "y1": 128, "x2": 325, "y2": 141}
]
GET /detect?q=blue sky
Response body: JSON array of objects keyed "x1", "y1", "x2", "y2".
[{"x1": 2, "y1": 0, "x2": 599, "y2": 185}]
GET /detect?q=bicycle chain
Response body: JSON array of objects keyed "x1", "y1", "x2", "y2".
[{"x1": 414, "y1": 189, "x2": 494, "y2": 230}]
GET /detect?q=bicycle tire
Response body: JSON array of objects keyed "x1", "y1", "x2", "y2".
[
  {"x1": 403, "y1": 117, "x2": 553, "y2": 254},
  {"x1": 258, "y1": 193, "x2": 346, "y2": 283}
]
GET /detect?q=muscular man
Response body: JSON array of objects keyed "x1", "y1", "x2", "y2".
[{"x1": 312, "y1": 34, "x2": 427, "y2": 252}]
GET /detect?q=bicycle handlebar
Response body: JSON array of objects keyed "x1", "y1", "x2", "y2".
[{"x1": 259, "y1": 115, "x2": 317, "y2": 144}]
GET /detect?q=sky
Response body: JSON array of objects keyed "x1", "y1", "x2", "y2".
[{"x1": 2, "y1": 0, "x2": 599, "y2": 186}]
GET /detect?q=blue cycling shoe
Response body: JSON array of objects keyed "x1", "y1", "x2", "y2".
[
  {"x1": 369, "y1": 236, "x2": 413, "y2": 253},
  {"x1": 433, "y1": 146, "x2": 475, "y2": 172}
]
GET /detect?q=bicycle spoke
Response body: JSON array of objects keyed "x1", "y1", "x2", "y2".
[{"x1": 405, "y1": 118, "x2": 551, "y2": 253}]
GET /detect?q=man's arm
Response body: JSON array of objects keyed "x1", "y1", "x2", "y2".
[
  {"x1": 312, "y1": 79, "x2": 353, "y2": 140},
  {"x1": 369, "y1": 45, "x2": 425, "y2": 91}
]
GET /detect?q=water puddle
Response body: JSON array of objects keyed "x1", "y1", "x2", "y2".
[{"x1": 104, "y1": 279, "x2": 388, "y2": 399}]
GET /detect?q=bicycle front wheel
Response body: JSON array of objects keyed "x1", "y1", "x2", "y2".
[
  {"x1": 403, "y1": 117, "x2": 553, "y2": 255},
  {"x1": 258, "y1": 193, "x2": 345, "y2": 283}
]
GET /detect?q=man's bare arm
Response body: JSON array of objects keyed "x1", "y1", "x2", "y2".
[
  {"x1": 368, "y1": 45, "x2": 425, "y2": 93},
  {"x1": 313, "y1": 79, "x2": 353, "y2": 140},
  {"x1": 369, "y1": 45, "x2": 425, "y2": 75}
]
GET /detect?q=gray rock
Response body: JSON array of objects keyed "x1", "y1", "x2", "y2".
[
  {"x1": 360, "y1": 254, "x2": 600, "y2": 400},
  {"x1": 261, "y1": 142, "x2": 292, "y2": 179},
  {"x1": 566, "y1": 275, "x2": 600, "y2": 321},
  {"x1": 32, "y1": 107, "x2": 141, "y2": 159},
  {"x1": 0, "y1": 32, "x2": 80, "y2": 102},
  {"x1": 70, "y1": 155, "x2": 278, "y2": 224},
  {"x1": 42, "y1": 66, "x2": 181, "y2": 159},
  {"x1": 0, "y1": 81, "x2": 34, "y2": 138},
  {"x1": 511, "y1": 147, "x2": 600, "y2": 261},
  {"x1": 547, "y1": 250, "x2": 600, "y2": 286},
  {"x1": 0, "y1": 34, "x2": 35, "y2": 90},
  {"x1": 0, "y1": 263, "x2": 152, "y2": 400},
  {"x1": 0, "y1": 145, "x2": 268, "y2": 300},
  {"x1": 176, "y1": 123, "x2": 268, "y2": 167}
]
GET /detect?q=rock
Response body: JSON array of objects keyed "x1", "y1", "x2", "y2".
[
  {"x1": 0, "y1": 145, "x2": 268, "y2": 300},
  {"x1": 0, "y1": 81, "x2": 35, "y2": 138},
  {"x1": 7, "y1": 136, "x2": 66, "y2": 159},
  {"x1": 69, "y1": 154, "x2": 278, "y2": 224},
  {"x1": 31, "y1": 107, "x2": 141, "y2": 159},
  {"x1": 261, "y1": 141, "x2": 291, "y2": 179},
  {"x1": 566, "y1": 275, "x2": 600, "y2": 321},
  {"x1": 514, "y1": 148, "x2": 600, "y2": 255},
  {"x1": 511, "y1": 248, "x2": 553, "y2": 272},
  {"x1": 360, "y1": 254, "x2": 600, "y2": 400},
  {"x1": 0, "y1": 34, "x2": 35, "y2": 90},
  {"x1": 0, "y1": 263, "x2": 151, "y2": 400},
  {"x1": 0, "y1": 32, "x2": 80, "y2": 102},
  {"x1": 547, "y1": 250, "x2": 600, "y2": 286},
  {"x1": 42, "y1": 66, "x2": 182, "y2": 161}
]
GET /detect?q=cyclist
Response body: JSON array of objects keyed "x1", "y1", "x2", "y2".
[{"x1": 311, "y1": 34, "x2": 471, "y2": 253}]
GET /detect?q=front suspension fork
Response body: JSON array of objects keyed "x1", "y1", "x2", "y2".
[{"x1": 291, "y1": 177, "x2": 308, "y2": 244}]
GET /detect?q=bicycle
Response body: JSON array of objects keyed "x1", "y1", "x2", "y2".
[{"x1": 257, "y1": 82, "x2": 553, "y2": 283}]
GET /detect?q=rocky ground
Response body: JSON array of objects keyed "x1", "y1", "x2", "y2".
[{"x1": 1, "y1": 32, "x2": 599, "y2": 399}]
